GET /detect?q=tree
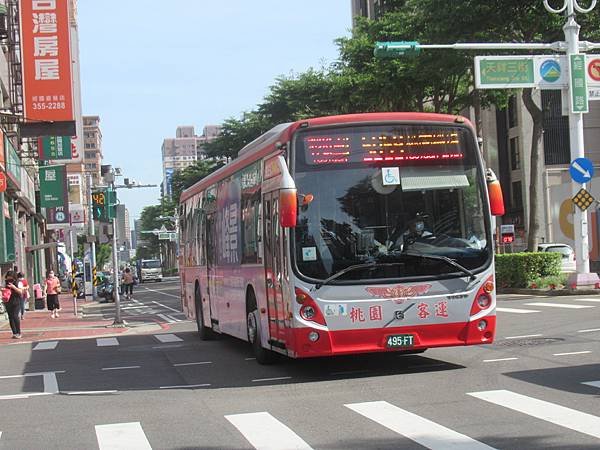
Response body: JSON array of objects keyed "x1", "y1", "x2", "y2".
[{"x1": 170, "y1": 159, "x2": 225, "y2": 202}]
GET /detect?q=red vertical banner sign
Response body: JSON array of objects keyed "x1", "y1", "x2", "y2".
[{"x1": 19, "y1": 0, "x2": 74, "y2": 122}]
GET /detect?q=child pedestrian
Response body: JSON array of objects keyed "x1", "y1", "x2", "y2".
[{"x1": 17, "y1": 272, "x2": 29, "y2": 320}]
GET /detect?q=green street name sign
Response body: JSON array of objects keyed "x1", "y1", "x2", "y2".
[
  {"x1": 570, "y1": 54, "x2": 588, "y2": 113},
  {"x1": 476, "y1": 56, "x2": 535, "y2": 88},
  {"x1": 38, "y1": 136, "x2": 72, "y2": 161}
]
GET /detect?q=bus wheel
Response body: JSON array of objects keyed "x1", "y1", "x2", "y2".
[
  {"x1": 247, "y1": 298, "x2": 276, "y2": 365},
  {"x1": 195, "y1": 287, "x2": 214, "y2": 340}
]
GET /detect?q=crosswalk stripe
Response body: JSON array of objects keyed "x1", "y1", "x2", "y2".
[
  {"x1": 154, "y1": 333, "x2": 182, "y2": 343},
  {"x1": 345, "y1": 401, "x2": 495, "y2": 449},
  {"x1": 468, "y1": 390, "x2": 600, "y2": 439},
  {"x1": 524, "y1": 302, "x2": 594, "y2": 309},
  {"x1": 496, "y1": 307, "x2": 540, "y2": 314},
  {"x1": 33, "y1": 341, "x2": 58, "y2": 350},
  {"x1": 95, "y1": 422, "x2": 152, "y2": 449},
  {"x1": 97, "y1": 338, "x2": 119, "y2": 347},
  {"x1": 582, "y1": 381, "x2": 600, "y2": 389},
  {"x1": 225, "y1": 412, "x2": 313, "y2": 450},
  {"x1": 573, "y1": 298, "x2": 600, "y2": 303}
]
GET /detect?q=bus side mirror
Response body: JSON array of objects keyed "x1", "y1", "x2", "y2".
[
  {"x1": 486, "y1": 169, "x2": 505, "y2": 216},
  {"x1": 279, "y1": 189, "x2": 297, "y2": 228}
]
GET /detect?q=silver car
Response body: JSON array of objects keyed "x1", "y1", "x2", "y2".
[{"x1": 537, "y1": 243, "x2": 576, "y2": 272}]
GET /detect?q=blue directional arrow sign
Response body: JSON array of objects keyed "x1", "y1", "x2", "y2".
[{"x1": 569, "y1": 157, "x2": 594, "y2": 184}]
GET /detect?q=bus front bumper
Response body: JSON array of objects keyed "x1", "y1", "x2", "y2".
[{"x1": 289, "y1": 317, "x2": 496, "y2": 358}]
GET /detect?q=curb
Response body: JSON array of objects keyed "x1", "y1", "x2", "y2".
[{"x1": 498, "y1": 288, "x2": 600, "y2": 296}]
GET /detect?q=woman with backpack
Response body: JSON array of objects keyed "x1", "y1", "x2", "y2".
[{"x1": 3, "y1": 270, "x2": 24, "y2": 339}]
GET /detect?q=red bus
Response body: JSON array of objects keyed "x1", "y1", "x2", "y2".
[{"x1": 179, "y1": 112, "x2": 504, "y2": 363}]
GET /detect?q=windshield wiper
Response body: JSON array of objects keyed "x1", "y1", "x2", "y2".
[
  {"x1": 402, "y1": 251, "x2": 476, "y2": 281},
  {"x1": 313, "y1": 262, "x2": 404, "y2": 290}
]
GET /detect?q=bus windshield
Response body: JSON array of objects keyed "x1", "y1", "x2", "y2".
[{"x1": 292, "y1": 123, "x2": 491, "y2": 282}]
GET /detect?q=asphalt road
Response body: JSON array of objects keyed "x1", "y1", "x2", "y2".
[{"x1": 1, "y1": 287, "x2": 600, "y2": 449}]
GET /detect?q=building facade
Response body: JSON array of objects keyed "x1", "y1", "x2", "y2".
[{"x1": 83, "y1": 115, "x2": 103, "y2": 185}]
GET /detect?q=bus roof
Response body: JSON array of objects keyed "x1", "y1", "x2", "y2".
[{"x1": 180, "y1": 112, "x2": 471, "y2": 203}]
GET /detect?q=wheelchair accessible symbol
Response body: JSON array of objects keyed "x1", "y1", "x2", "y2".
[{"x1": 382, "y1": 167, "x2": 400, "y2": 186}]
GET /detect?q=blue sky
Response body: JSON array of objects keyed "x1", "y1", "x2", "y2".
[{"x1": 77, "y1": 1, "x2": 351, "y2": 222}]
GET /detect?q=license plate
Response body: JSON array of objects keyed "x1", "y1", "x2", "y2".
[{"x1": 386, "y1": 334, "x2": 414, "y2": 348}]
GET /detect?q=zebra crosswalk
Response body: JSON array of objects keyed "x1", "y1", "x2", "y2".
[
  {"x1": 497, "y1": 297, "x2": 598, "y2": 314},
  {"x1": 3, "y1": 384, "x2": 599, "y2": 448}
]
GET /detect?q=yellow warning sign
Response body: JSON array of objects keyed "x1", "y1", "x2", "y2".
[{"x1": 572, "y1": 188, "x2": 595, "y2": 211}]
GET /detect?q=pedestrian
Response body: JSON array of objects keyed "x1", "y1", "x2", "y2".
[
  {"x1": 3, "y1": 270, "x2": 24, "y2": 339},
  {"x1": 44, "y1": 269, "x2": 61, "y2": 318},
  {"x1": 17, "y1": 272, "x2": 29, "y2": 320},
  {"x1": 122, "y1": 267, "x2": 134, "y2": 300}
]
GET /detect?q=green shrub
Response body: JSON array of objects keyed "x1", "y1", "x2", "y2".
[{"x1": 496, "y1": 252, "x2": 561, "y2": 288}]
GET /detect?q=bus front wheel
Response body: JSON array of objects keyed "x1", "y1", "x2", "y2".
[
  {"x1": 195, "y1": 287, "x2": 214, "y2": 340},
  {"x1": 247, "y1": 297, "x2": 276, "y2": 365}
]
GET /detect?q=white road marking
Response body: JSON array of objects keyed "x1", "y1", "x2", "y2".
[
  {"x1": 157, "y1": 313, "x2": 176, "y2": 323},
  {"x1": 483, "y1": 357, "x2": 519, "y2": 362},
  {"x1": 33, "y1": 341, "x2": 58, "y2": 350},
  {"x1": 141, "y1": 285, "x2": 180, "y2": 299},
  {"x1": 65, "y1": 390, "x2": 118, "y2": 395},
  {"x1": 504, "y1": 334, "x2": 543, "y2": 339},
  {"x1": 159, "y1": 384, "x2": 210, "y2": 389},
  {"x1": 346, "y1": 400, "x2": 495, "y2": 449},
  {"x1": 245, "y1": 357, "x2": 256, "y2": 361},
  {"x1": 97, "y1": 338, "x2": 119, "y2": 347},
  {"x1": 0, "y1": 392, "x2": 53, "y2": 400},
  {"x1": 166, "y1": 314, "x2": 182, "y2": 322},
  {"x1": 468, "y1": 390, "x2": 600, "y2": 439},
  {"x1": 151, "y1": 300, "x2": 181, "y2": 312},
  {"x1": 95, "y1": 422, "x2": 152, "y2": 450},
  {"x1": 496, "y1": 307, "x2": 540, "y2": 314},
  {"x1": 573, "y1": 298, "x2": 600, "y2": 303},
  {"x1": 553, "y1": 351, "x2": 591, "y2": 356},
  {"x1": 154, "y1": 333, "x2": 183, "y2": 343},
  {"x1": 173, "y1": 361, "x2": 212, "y2": 367},
  {"x1": 582, "y1": 381, "x2": 600, "y2": 389},
  {"x1": 0, "y1": 371, "x2": 63, "y2": 400},
  {"x1": 524, "y1": 302, "x2": 594, "y2": 309},
  {"x1": 226, "y1": 411, "x2": 313, "y2": 450},
  {"x1": 251, "y1": 376, "x2": 292, "y2": 382},
  {"x1": 101, "y1": 366, "x2": 141, "y2": 371},
  {"x1": 578, "y1": 328, "x2": 600, "y2": 333}
]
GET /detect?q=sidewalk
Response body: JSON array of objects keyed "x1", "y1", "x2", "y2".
[{"x1": 0, "y1": 294, "x2": 163, "y2": 345}]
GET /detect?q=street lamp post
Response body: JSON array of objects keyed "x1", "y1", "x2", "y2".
[{"x1": 543, "y1": 0, "x2": 599, "y2": 287}]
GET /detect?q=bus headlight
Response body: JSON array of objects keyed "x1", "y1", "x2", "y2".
[
  {"x1": 477, "y1": 319, "x2": 488, "y2": 331},
  {"x1": 477, "y1": 294, "x2": 491, "y2": 309},
  {"x1": 308, "y1": 331, "x2": 320, "y2": 342},
  {"x1": 300, "y1": 305, "x2": 316, "y2": 320}
]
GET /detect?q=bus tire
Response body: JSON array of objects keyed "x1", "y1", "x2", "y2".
[
  {"x1": 195, "y1": 286, "x2": 214, "y2": 340},
  {"x1": 246, "y1": 293, "x2": 276, "y2": 365}
]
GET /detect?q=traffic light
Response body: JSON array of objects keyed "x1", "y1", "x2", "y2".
[
  {"x1": 92, "y1": 188, "x2": 117, "y2": 222},
  {"x1": 374, "y1": 41, "x2": 420, "y2": 58}
]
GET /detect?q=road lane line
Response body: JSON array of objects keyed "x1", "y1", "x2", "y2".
[
  {"x1": 226, "y1": 411, "x2": 313, "y2": 450},
  {"x1": 573, "y1": 298, "x2": 600, "y2": 303},
  {"x1": 141, "y1": 286, "x2": 180, "y2": 299},
  {"x1": 101, "y1": 366, "x2": 141, "y2": 371},
  {"x1": 553, "y1": 351, "x2": 591, "y2": 356},
  {"x1": 345, "y1": 401, "x2": 495, "y2": 449},
  {"x1": 166, "y1": 314, "x2": 182, "y2": 322},
  {"x1": 578, "y1": 328, "x2": 600, "y2": 333},
  {"x1": 483, "y1": 357, "x2": 519, "y2": 362},
  {"x1": 159, "y1": 384, "x2": 210, "y2": 389},
  {"x1": 245, "y1": 357, "x2": 256, "y2": 361},
  {"x1": 524, "y1": 302, "x2": 594, "y2": 309},
  {"x1": 173, "y1": 361, "x2": 212, "y2": 367},
  {"x1": 468, "y1": 390, "x2": 600, "y2": 439},
  {"x1": 504, "y1": 334, "x2": 543, "y2": 339},
  {"x1": 157, "y1": 313, "x2": 175, "y2": 323},
  {"x1": 65, "y1": 390, "x2": 118, "y2": 395},
  {"x1": 151, "y1": 300, "x2": 181, "y2": 312},
  {"x1": 154, "y1": 333, "x2": 183, "y2": 343},
  {"x1": 95, "y1": 422, "x2": 152, "y2": 450},
  {"x1": 97, "y1": 338, "x2": 119, "y2": 347},
  {"x1": 582, "y1": 381, "x2": 600, "y2": 389},
  {"x1": 251, "y1": 376, "x2": 292, "y2": 382},
  {"x1": 496, "y1": 307, "x2": 540, "y2": 314},
  {"x1": 33, "y1": 341, "x2": 58, "y2": 350}
]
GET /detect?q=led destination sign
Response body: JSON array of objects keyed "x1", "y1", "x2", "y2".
[{"x1": 304, "y1": 127, "x2": 466, "y2": 166}]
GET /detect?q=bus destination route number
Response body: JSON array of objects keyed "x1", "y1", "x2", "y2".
[{"x1": 386, "y1": 334, "x2": 414, "y2": 348}]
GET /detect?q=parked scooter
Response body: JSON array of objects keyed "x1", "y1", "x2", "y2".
[{"x1": 98, "y1": 280, "x2": 115, "y2": 303}]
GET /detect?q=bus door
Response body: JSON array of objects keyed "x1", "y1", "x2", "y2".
[
  {"x1": 205, "y1": 212, "x2": 219, "y2": 330},
  {"x1": 263, "y1": 191, "x2": 287, "y2": 346}
]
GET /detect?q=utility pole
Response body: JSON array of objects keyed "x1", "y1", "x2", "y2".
[
  {"x1": 110, "y1": 178, "x2": 123, "y2": 326},
  {"x1": 87, "y1": 173, "x2": 98, "y2": 300}
]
